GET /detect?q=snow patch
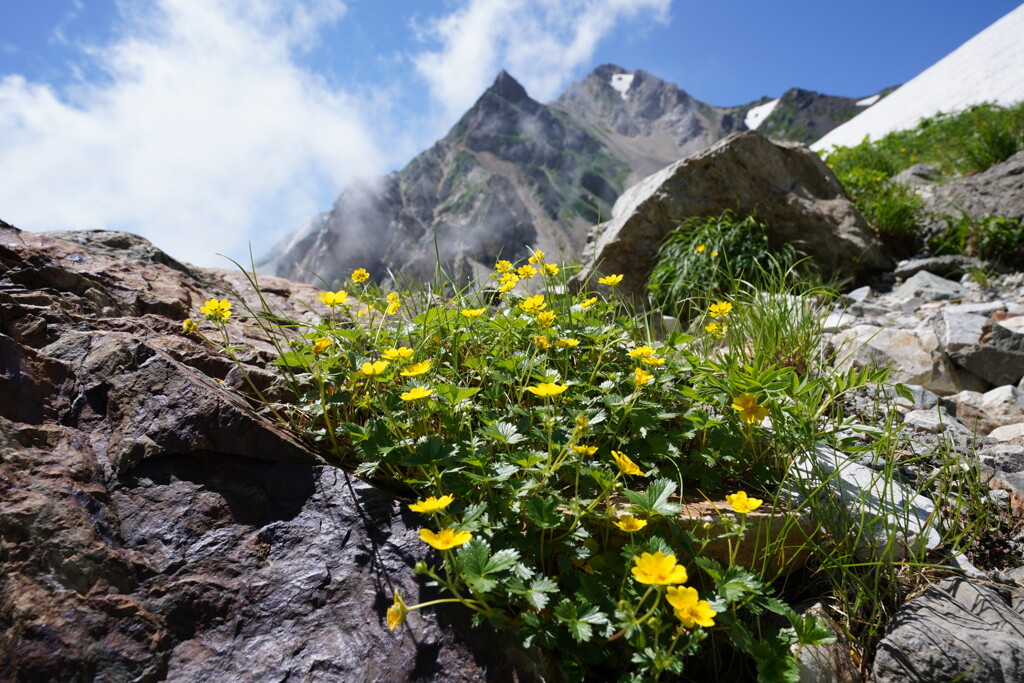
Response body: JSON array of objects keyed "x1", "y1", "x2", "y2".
[
  {"x1": 745, "y1": 99, "x2": 779, "y2": 130},
  {"x1": 857, "y1": 94, "x2": 881, "y2": 107},
  {"x1": 609, "y1": 73, "x2": 634, "y2": 100},
  {"x1": 814, "y1": 4, "x2": 1024, "y2": 151}
]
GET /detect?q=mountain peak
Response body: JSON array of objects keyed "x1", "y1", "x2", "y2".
[{"x1": 487, "y1": 70, "x2": 529, "y2": 104}]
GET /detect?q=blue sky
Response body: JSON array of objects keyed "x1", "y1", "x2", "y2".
[{"x1": 1, "y1": 0, "x2": 1020, "y2": 266}]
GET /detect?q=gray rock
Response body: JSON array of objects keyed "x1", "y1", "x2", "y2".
[
  {"x1": 893, "y1": 270, "x2": 971, "y2": 301},
  {"x1": 574, "y1": 130, "x2": 892, "y2": 301},
  {"x1": 952, "y1": 315, "x2": 1024, "y2": 386},
  {"x1": 873, "y1": 578, "x2": 1024, "y2": 683},
  {"x1": 935, "y1": 308, "x2": 988, "y2": 354},
  {"x1": 904, "y1": 408, "x2": 971, "y2": 436},
  {"x1": 954, "y1": 385, "x2": 1024, "y2": 437},
  {"x1": 832, "y1": 325, "x2": 972, "y2": 396},
  {"x1": 894, "y1": 254, "x2": 984, "y2": 280},
  {"x1": 891, "y1": 163, "x2": 943, "y2": 188},
  {"x1": 925, "y1": 150, "x2": 1024, "y2": 224},
  {"x1": 843, "y1": 285, "x2": 873, "y2": 303}
]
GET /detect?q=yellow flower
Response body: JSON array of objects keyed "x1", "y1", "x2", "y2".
[
  {"x1": 387, "y1": 590, "x2": 407, "y2": 631},
  {"x1": 711, "y1": 251, "x2": 719, "y2": 258},
  {"x1": 631, "y1": 552, "x2": 688, "y2": 585},
  {"x1": 533, "y1": 335, "x2": 551, "y2": 349},
  {"x1": 528, "y1": 250, "x2": 545, "y2": 265},
  {"x1": 498, "y1": 275, "x2": 520, "y2": 293},
  {"x1": 495, "y1": 259, "x2": 513, "y2": 274},
  {"x1": 614, "y1": 515, "x2": 648, "y2": 533},
  {"x1": 544, "y1": 263, "x2": 560, "y2": 276},
  {"x1": 696, "y1": 244, "x2": 706, "y2": 253},
  {"x1": 527, "y1": 382, "x2": 568, "y2": 398},
  {"x1": 461, "y1": 307, "x2": 486, "y2": 318},
  {"x1": 517, "y1": 264, "x2": 537, "y2": 279},
  {"x1": 666, "y1": 586, "x2": 717, "y2": 628},
  {"x1": 578, "y1": 296, "x2": 598, "y2": 309},
  {"x1": 400, "y1": 386, "x2": 433, "y2": 401},
  {"x1": 554, "y1": 338, "x2": 579, "y2": 348},
  {"x1": 419, "y1": 527, "x2": 472, "y2": 550},
  {"x1": 705, "y1": 321, "x2": 726, "y2": 336},
  {"x1": 725, "y1": 491, "x2": 763, "y2": 514},
  {"x1": 519, "y1": 294, "x2": 546, "y2": 313},
  {"x1": 642, "y1": 356, "x2": 665, "y2": 367},
  {"x1": 401, "y1": 361, "x2": 431, "y2": 377},
  {"x1": 571, "y1": 444, "x2": 597, "y2": 455},
  {"x1": 708, "y1": 301, "x2": 733, "y2": 318},
  {"x1": 386, "y1": 292, "x2": 400, "y2": 302},
  {"x1": 408, "y1": 495, "x2": 454, "y2": 513},
  {"x1": 628, "y1": 345, "x2": 657, "y2": 358},
  {"x1": 611, "y1": 450, "x2": 644, "y2": 476},
  {"x1": 358, "y1": 360, "x2": 390, "y2": 377},
  {"x1": 598, "y1": 274, "x2": 623, "y2": 286},
  {"x1": 182, "y1": 318, "x2": 198, "y2": 334},
  {"x1": 358, "y1": 304, "x2": 375, "y2": 317},
  {"x1": 382, "y1": 347, "x2": 414, "y2": 361},
  {"x1": 311, "y1": 337, "x2": 332, "y2": 355},
  {"x1": 319, "y1": 290, "x2": 349, "y2": 307},
  {"x1": 633, "y1": 368, "x2": 654, "y2": 386},
  {"x1": 731, "y1": 393, "x2": 768, "y2": 425},
  {"x1": 386, "y1": 300, "x2": 401, "y2": 315},
  {"x1": 200, "y1": 298, "x2": 232, "y2": 322},
  {"x1": 535, "y1": 311, "x2": 556, "y2": 327},
  {"x1": 352, "y1": 268, "x2": 370, "y2": 283}
]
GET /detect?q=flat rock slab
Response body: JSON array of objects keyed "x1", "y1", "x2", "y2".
[{"x1": 873, "y1": 577, "x2": 1024, "y2": 682}]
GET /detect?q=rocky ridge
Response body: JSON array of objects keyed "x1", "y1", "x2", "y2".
[{"x1": 261, "y1": 66, "x2": 880, "y2": 287}]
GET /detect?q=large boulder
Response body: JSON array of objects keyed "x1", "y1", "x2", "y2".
[
  {"x1": 573, "y1": 130, "x2": 893, "y2": 301},
  {"x1": 0, "y1": 222, "x2": 535, "y2": 681}
]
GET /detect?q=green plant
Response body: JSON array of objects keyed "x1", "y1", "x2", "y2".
[
  {"x1": 647, "y1": 212, "x2": 802, "y2": 321},
  {"x1": 823, "y1": 102, "x2": 1024, "y2": 258},
  {"x1": 929, "y1": 215, "x2": 1024, "y2": 268},
  {"x1": 183, "y1": 244, "x2": 999, "y2": 681}
]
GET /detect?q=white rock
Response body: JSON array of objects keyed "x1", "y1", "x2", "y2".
[
  {"x1": 989, "y1": 423, "x2": 1024, "y2": 444},
  {"x1": 787, "y1": 444, "x2": 942, "y2": 561}
]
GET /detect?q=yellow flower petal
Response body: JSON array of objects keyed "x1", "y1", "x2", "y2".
[
  {"x1": 631, "y1": 552, "x2": 688, "y2": 585},
  {"x1": 400, "y1": 361, "x2": 431, "y2": 377},
  {"x1": 419, "y1": 528, "x2": 473, "y2": 550},
  {"x1": 408, "y1": 494, "x2": 454, "y2": 513}
]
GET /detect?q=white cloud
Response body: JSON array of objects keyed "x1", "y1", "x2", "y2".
[
  {"x1": 0, "y1": 0, "x2": 383, "y2": 267},
  {"x1": 413, "y1": 0, "x2": 670, "y2": 118}
]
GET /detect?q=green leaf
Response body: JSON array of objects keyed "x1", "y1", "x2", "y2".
[
  {"x1": 454, "y1": 539, "x2": 520, "y2": 595},
  {"x1": 622, "y1": 478, "x2": 682, "y2": 517},
  {"x1": 399, "y1": 436, "x2": 454, "y2": 466},
  {"x1": 436, "y1": 383, "x2": 481, "y2": 404},
  {"x1": 553, "y1": 600, "x2": 608, "y2": 643},
  {"x1": 481, "y1": 421, "x2": 527, "y2": 445},
  {"x1": 524, "y1": 496, "x2": 563, "y2": 529}
]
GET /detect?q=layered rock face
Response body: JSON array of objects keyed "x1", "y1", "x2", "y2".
[
  {"x1": 261, "y1": 66, "x2": 872, "y2": 287},
  {"x1": 0, "y1": 222, "x2": 523, "y2": 682}
]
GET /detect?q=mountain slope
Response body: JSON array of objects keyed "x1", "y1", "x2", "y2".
[{"x1": 261, "y1": 66, "x2": 877, "y2": 285}]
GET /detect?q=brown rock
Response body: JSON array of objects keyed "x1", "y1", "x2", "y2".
[{"x1": 0, "y1": 221, "x2": 538, "y2": 682}]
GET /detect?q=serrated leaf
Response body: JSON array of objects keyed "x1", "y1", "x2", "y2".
[
  {"x1": 524, "y1": 496, "x2": 563, "y2": 529},
  {"x1": 436, "y1": 383, "x2": 481, "y2": 404},
  {"x1": 481, "y1": 421, "x2": 527, "y2": 445}
]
